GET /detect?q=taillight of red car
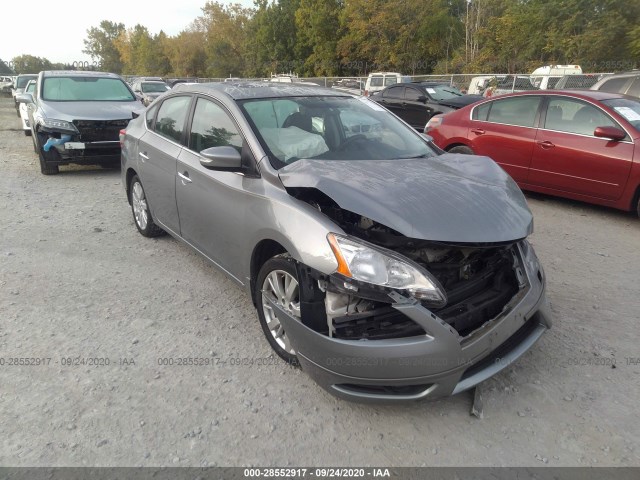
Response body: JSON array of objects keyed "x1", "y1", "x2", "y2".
[
  {"x1": 119, "y1": 129, "x2": 126, "y2": 148},
  {"x1": 425, "y1": 114, "x2": 444, "y2": 134}
]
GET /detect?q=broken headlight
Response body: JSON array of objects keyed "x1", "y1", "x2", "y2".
[
  {"x1": 40, "y1": 118, "x2": 78, "y2": 133},
  {"x1": 327, "y1": 233, "x2": 447, "y2": 306}
]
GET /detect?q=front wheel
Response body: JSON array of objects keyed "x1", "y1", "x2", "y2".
[
  {"x1": 255, "y1": 255, "x2": 302, "y2": 366},
  {"x1": 448, "y1": 145, "x2": 475, "y2": 155},
  {"x1": 129, "y1": 175, "x2": 165, "y2": 237}
]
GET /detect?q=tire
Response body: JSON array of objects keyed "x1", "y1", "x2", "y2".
[
  {"x1": 636, "y1": 193, "x2": 640, "y2": 219},
  {"x1": 129, "y1": 175, "x2": 165, "y2": 237},
  {"x1": 448, "y1": 145, "x2": 475, "y2": 155},
  {"x1": 24, "y1": 129, "x2": 31, "y2": 136},
  {"x1": 35, "y1": 132, "x2": 59, "y2": 175},
  {"x1": 255, "y1": 255, "x2": 302, "y2": 366}
]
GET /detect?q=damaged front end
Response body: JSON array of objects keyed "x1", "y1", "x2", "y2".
[
  {"x1": 37, "y1": 118, "x2": 130, "y2": 166},
  {"x1": 266, "y1": 182, "x2": 551, "y2": 402}
]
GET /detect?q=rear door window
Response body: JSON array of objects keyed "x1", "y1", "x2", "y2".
[
  {"x1": 382, "y1": 86, "x2": 404, "y2": 99},
  {"x1": 486, "y1": 96, "x2": 541, "y2": 127},
  {"x1": 625, "y1": 78, "x2": 640, "y2": 98},
  {"x1": 599, "y1": 77, "x2": 631, "y2": 94},
  {"x1": 154, "y1": 95, "x2": 192, "y2": 144}
]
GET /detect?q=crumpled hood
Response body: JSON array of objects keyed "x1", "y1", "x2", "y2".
[
  {"x1": 41, "y1": 100, "x2": 144, "y2": 121},
  {"x1": 436, "y1": 94, "x2": 483, "y2": 109},
  {"x1": 279, "y1": 155, "x2": 533, "y2": 243}
]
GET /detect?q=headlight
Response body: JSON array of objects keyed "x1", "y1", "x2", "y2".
[
  {"x1": 327, "y1": 233, "x2": 447, "y2": 306},
  {"x1": 40, "y1": 118, "x2": 78, "y2": 132}
]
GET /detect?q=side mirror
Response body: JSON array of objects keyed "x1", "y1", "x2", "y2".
[
  {"x1": 417, "y1": 95, "x2": 427, "y2": 103},
  {"x1": 594, "y1": 126, "x2": 626, "y2": 141},
  {"x1": 199, "y1": 146, "x2": 242, "y2": 171},
  {"x1": 16, "y1": 93, "x2": 34, "y2": 104}
]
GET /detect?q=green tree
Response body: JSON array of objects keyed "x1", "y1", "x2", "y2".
[
  {"x1": 83, "y1": 20, "x2": 126, "y2": 73},
  {"x1": 196, "y1": 1, "x2": 253, "y2": 77},
  {"x1": 11, "y1": 55, "x2": 53, "y2": 74},
  {"x1": 245, "y1": 0, "x2": 301, "y2": 76},
  {"x1": 295, "y1": 0, "x2": 341, "y2": 75}
]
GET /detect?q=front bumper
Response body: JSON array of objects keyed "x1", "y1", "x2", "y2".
[{"x1": 269, "y1": 243, "x2": 552, "y2": 402}]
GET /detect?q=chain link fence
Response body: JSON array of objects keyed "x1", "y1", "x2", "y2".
[{"x1": 124, "y1": 72, "x2": 611, "y2": 97}]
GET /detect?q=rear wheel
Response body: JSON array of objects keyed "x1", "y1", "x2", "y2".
[
  {"x1": 448, "y1": 145, "x2": 475, "y2": 155},
  {"x1": 129, "y1": 175, "x2": 165, "y2": 237},
  {"x1": 255, "y1": 255, "x2": 302, "y2": 366},
  {"x1": 636, "y1": 193, "x2": 640, "y2": 219}
]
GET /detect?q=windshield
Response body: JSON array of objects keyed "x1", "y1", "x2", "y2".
[
  {"x1": 141, "y1": 82, "x2": 169, "y2": 93},
  {"x1": 239, "y1": 96, "x2": 436, "y2": 168},
  {"x1": 16, "y1": 75, "x2": 37, "y2": 89},
  {"x1": 423, "y1": 84, "x2": 463, "y2": 101},
  {"x1": 42, "y1": 77, "x2": 135, "y2": 101},
  {"x1": 603, "y1": 98, "x2": 640, "y2": 132}
]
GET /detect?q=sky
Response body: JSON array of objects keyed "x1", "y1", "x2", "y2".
[{"x1": 0, "y1": 0, "x2": 253, "y2": 65}]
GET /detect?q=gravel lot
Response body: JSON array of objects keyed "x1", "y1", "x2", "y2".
[{"x1": 0, "y1": 95, "x2": 638, "y2": 467}]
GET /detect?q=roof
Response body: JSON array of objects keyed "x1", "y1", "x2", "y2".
[
  {"x1": 488, "y1": 89, "x2": 632, "y2": 102},
  {"x1": 171, "y1": 82, "x2": 349, "y2": 100},
  {"x1": 42, "y1": 71, "x2": 122, "y2": 78}
]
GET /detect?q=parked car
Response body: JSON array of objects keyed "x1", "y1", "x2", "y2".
[
  {"x1": 483, "y1": 75, "x2": 538, "y2": 97},
  {"x1": 17, "y1": 70, "x2": 145, "y2": 175},
  {"x1": 371, "y1": 81, "x2": 483, "y2": 130},
  {"x1": 1, "y1": 75, "x2": 14, "y2": 93},
  {"x1": 591, "y1": 71, "x2": 640, "y2": 98},
  {"x1": 364, "y1": 72, "x2": 411, "y2": 96},
  {"x1": 120, "y1": 82, "x2": 551, "y2": 402},
  {"x1": 426, "y1": 90, "x2": 640, "y2": 216},
  {"x1": 530, "y1": 64, "x2": 582, "y2": 90},
  {"x1": 12, "y1": 74, "x2": 38, "y2": 115},
  {"x1": 554, "y1": 74, "x2": 602, "y2": 90},
  {"x1": 131, "y1": 79, "x2": 171, "y2": 106},
  {"x1": 18, "y1": 80, "x2": 36, "y2": 135}
]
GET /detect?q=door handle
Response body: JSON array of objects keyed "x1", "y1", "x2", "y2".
[
  {"x1": 178, "y1": 171, "x2": 192, "y2": 184},
  {"x1": 139, "y1": 152, "x2": 149, "y2": 161},
  {"x1": 537, "y1": 140, "x2": 555, "y2": 149},
  {"x1": 471, "y1": 128, "x2": 485, "y2": 135}
]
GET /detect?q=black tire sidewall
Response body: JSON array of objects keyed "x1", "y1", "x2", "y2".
[
  {"x1": 449, "y1": 145, "x2": 474, "y2": 155},
  {"x1": 255, "y1": 256, "x2": 301, "y2": 366}
]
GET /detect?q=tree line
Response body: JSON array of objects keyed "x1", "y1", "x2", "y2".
[{"x1": 9, "y1": 0, "x2": 640, "y2": 77}]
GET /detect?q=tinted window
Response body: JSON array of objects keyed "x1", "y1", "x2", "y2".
[
  {"x1": 404, "y1": 87, "x2": 422, "y2": 101},
  {"x1": 383, "y1": 86, "x2": 404, "y2": 99},
  {"x1": 547, "y1": 77, "x2": 560, "y2": 88},
  {"x1": 599, "y1": 77, "x2": 630, "y2": 94},
  {"x1": 626, "y1": 78, "x2": 640, "y2": 98},
  {"x1": 486, "y1": 96, "x2": 541, "y2": 127},
  {"x1": 384, "y1": 76, "x2": 398, "y2": 86},
  {"x1": 154, "y1": 96, "x2": 191, "y2": 143},
  {"x1": 544, "y1": 98, "x2": 616, "y2": 136},
  {"x1": 189, "y1": 98, "x2": 242, "y2": 152},
  {"x1": 145, "y1": 104, "x2": 158, "y2": 129},
  {"x1": 472, "y1": 102, "x2": 491, "y2": 121}
]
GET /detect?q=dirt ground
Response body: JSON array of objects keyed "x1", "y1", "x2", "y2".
[{"x1": 0, "y1": 95, "x2": 638, "y2": 467}]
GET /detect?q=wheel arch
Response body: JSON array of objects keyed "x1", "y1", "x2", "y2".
[
  {"x1": 250, "y1": 239, "x2": 288, "y2": 305},
  {"x1": 125, "y1": 168, "x2": 139, "y2": 204}
]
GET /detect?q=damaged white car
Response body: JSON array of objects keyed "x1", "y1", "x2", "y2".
[{"x1": 120, "y1": 83, "x2": 552, "y2": 402}]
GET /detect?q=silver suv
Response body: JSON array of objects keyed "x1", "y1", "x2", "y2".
[
  {"x1": 591, "y1": 71, "x2": 640, "y2": 98},
  {"x1": 121, "y1": 82, "x2": 552, "y2": 402}
]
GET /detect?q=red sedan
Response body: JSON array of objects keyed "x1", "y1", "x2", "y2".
[{"x1": 426, "y1": 90, "x2": 640, "y2": 216}]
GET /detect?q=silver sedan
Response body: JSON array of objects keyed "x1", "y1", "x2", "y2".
[{"x1": 121, "y1": 82, "x2": 552, "y2": 402}]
